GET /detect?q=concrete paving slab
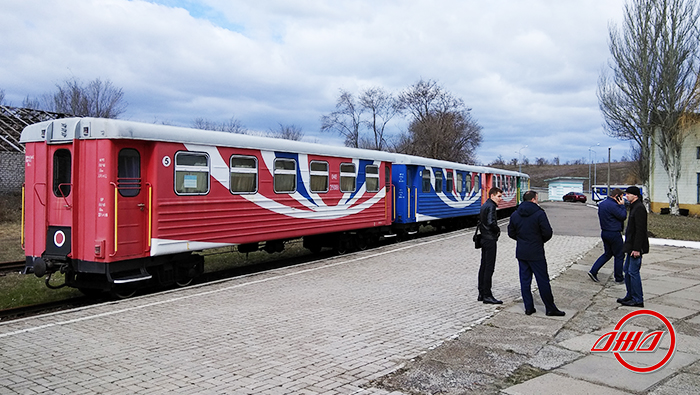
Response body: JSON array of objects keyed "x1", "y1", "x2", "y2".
[
  {"x1": 526, "y1": 345, "x2": 582, "y2": 370},
  {"x1": 644, "y1": 279, "x2": 697, "y2": 296},
  {"x1": 501, "y1": 373, "x2": 631, "y2": 395},
  {"x1": 557, "y1": 352, "x2": 699, "y2": 393},
  {"x1": 642, "y1": 302, "x2": 696, "y2": 319},
  {"x1": 648, "y1": 373, "x2": 700, "y2": 395},
  {"x1": 556, "y1": 333, "x2": 603, "y2": 353},
  {"x1": 456, "y1": 324, "x2": 550, "y2": 357},
  {"x1": 487, "y1": 311, "x2": 567, "y2": 337},
  {"x1": 667, "y1": 287, "x2": 700, "y2": 302}
]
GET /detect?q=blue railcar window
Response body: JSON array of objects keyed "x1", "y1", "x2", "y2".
[
  {"x1": 52, "y1": 149, "x2": 72, "y2": 197},
  {"x1": 310, "y1": 161, "x2": 329, "y2": 193},
  {"x1": 118, "y1": 148, "x2": 141, "y2": 197},
  {"x1": 366, "y1": 165, "x2": 379, "y2": 192},
  {"x1": 175, "y1": 152, "x2": 210, "y2": 195},
  {"x1": 230, "y1": 155, "x2": 257, "y2": 194},
  {"x1": 422, "y1": 170, "x2": 431, "y2": 192},
  {"x1": 435, "y1": 171, "x2": 443, "y2": 193},
  {"x1": 340, "y1": 163, "x2": 356, "y2": 193},
  {"x1": 274, "y1": 158, "x2": 297, "y2": 193},
  {"x1": 456, "y1": 173, "x2": 463, "y2": 193},
  {"x1": 466, "y1": 173, "x2": 473, "y2": 192},
  {"x1": 446, "y1": 172, "x2": 453, "y2": 192}
]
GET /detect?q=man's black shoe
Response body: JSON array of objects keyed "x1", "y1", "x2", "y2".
[
  {"x1": 617, "y1": 297, "x2": 632, "y2": 304},
  {"x1": 620, "y1": 299, "x2": 644, "y2": 308},
  {"x1": 525, "y1": 308, "x2": 536, "y2": 315},
  {"x1": 587, "y1": 272, "x2": 600, "y2": 283},
  {"x1": 477, "y1": 294, "x2": 483, "y2": 302},
  {"x1": 482, "y1": 296, "x2": 503, "y2": 304},
  {"x1": 546, "y1": 309, "x2": 566, "y2": 317},
  {"x1": 615, "y1": 279, "x2": 625, "y2": 283}
]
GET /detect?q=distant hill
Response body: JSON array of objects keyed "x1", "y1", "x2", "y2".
[{"x1": 490, "y1": 161, "x2": 640, "y2": 189}]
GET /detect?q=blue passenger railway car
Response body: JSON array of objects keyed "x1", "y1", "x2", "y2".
[{"x1": 20, "y1": 117, "x2": 529, "y2": 295}]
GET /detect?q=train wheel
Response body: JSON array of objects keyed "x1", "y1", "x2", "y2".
[
  {"x1": 176, "y1": 277, "x2": 194, "y2": 287},
  {"x1": 356, "y1": 234, "x2": 368, "y2": 251},
  {"x1": 334, "y1": 236, "x2": 351, "y2": 255},
  {"x1": 109, "y1": 286, "x2": 136, "y2": 299}
]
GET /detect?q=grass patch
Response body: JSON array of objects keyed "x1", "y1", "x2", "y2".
[
  {"x1": 0, "y1": 272, "x2": 82, "y2": 310},
  {"x1": 648, "y1": 213, "x2": 700, "y2": 241}
]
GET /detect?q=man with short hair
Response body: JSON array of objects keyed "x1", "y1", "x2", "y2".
[
  {"x1": 588, "y1": 188, "x2": 627, "y2": 283},
  {"x1": 478, "y1": 187, "x2": 503, "y2": 304},
  {"x1": 617, "y1": 186, "x2": 649, "y2": 308},
  {"x1": 508, "y1": 190, "x2": 565, "y2": 316}
]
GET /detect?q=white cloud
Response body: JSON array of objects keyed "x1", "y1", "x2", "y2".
[{"x1": 0, "y1": 0, "x2": 631, "y2": 163}]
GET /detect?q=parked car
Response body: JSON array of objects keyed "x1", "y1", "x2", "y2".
[{"x1": 563, "y1": 192, "x2": 587, "y2": 203}]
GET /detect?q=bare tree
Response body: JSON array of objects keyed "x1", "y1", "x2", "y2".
[
  {"x1": 43, "y1": 78, "x2": 127, "y2": 118},
  {"x1": 358, "y1": 87, "x2": 401, "y2": 150},
  {"x1": 490, "y1": 155, "x2": 506, "y2": 166},
  {"x1": 270, "y1": 123, "x2": 304, "y2": 141},
  {"x1": 396, "y1": 79, "x2": 482, "y2": 163},
  {"x1": 192, "y1": 116, "x2": 246, "y2": 134},
  {"x1": 599, "y1": 0, "x2": 700, "y2": 214},
  {"x1": 320, "y1": 90, "x2": 363, "y2": 148}
]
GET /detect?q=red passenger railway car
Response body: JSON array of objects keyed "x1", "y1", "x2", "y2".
[{"x1": 22, "y1": 118, "x2": 396, "y2": 296}]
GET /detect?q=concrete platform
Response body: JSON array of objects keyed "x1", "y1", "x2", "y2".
[{"x1": 2, "y1": 201, "x2": 699, "y2": 394}]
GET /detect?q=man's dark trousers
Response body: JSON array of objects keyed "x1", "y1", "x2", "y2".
[
  {"x1": 518, "y1": 258, "x2": 557, "y2": 312},
  {"x1": 590, "y1": 230, "x2": 624, "y2": 282},
  {"x1": 479, "y1": 238, "x2": 497, "y2": 298}
]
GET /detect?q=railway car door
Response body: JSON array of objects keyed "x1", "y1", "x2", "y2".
[
  {"x1": 43, "y1": 145, "x2": 75, "y2": 261},
  {"x1": 114, "y1": 144, "x2": 149, "y2": 257},
  {"x1": 482, "y1": 173, "x2": 492, "y2": 203}
]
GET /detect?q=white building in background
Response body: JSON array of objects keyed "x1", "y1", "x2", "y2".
[
  {"x1": 649, "y1": 122, "x2": 700, "y2": 216},
  {"x1": 544, "y1": 177, "x2": 588, "y2": 202}
]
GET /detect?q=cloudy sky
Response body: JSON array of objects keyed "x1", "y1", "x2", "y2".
[{"x1": 1, "y1": 0, "x2": 630, "y2": 164}]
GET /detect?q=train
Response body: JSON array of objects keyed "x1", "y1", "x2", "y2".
[{"x1": 20, "y1": 117, "x2": 529, "y2": 297}]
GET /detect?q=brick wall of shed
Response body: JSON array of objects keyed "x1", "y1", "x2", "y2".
[{"x1": 0, "y1": 151, "x2": 25, "y2": 193}]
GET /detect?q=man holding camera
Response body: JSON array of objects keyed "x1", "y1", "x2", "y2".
[{"x1": 588, "y1": 188, "x2": 627, "y2": 283}]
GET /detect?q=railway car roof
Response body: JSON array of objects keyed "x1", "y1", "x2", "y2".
[{"x1": 21, "y1": 117, "x2": 527, "y2": 178}]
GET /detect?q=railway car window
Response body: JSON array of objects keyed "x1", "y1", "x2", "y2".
[
  {"x1": 175, "y1": 152, "x2": 210, "y2": 195},
  {"x1": 52, "y1": 149, "x2": 72, "y2": 197},
  {"x1": 118, "y1": 149, "x2": 141, "y2": 197},
  {"x1": 366, "y1": 165, "x2": 379, "y2": 192},
  {"x1": 230, "y1": 156, "x2": 257, "y2": 194},
  {"x1": 422, "y1": 169, "x2": 431, "y2": 193},
  {"x1": 274, "y1": 158, "x2": 297, "y2": 193},
  {"x1": 385, "y1": 165, "x2": 390, "y2": 191},
  {"x1": 310, "y1": 161, "x2": 329, "y2": 193},
  {"x1": 467, "y1": 174, "x2": 473, "y2": 191},
  {"x1": 446, "y1": 172, "x2": 453, "y2": 192},
  {"x1": 340, "y1": 163, "x2": 356, "y2": 193},
  {"x1": 456, "y1": 173, "x2": 463, "y2": 193},
  {"x1": 434, "y1": 171, "x2": 443, "y2": 193}
]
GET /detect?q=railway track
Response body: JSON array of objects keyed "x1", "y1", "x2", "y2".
[{"x1": 0, "y1": 260, "x2": 25, "y2": 274}]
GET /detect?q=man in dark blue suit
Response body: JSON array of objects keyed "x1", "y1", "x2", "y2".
[
  {"x1": 508, "y1": 190, "x2": 565, "y2": 316},
  {"x1": 588, "y1": 188, "x2": 627, "y2": 283}
]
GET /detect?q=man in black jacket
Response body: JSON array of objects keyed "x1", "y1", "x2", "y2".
[
  {"x1": 508, "y1": 190, "x2": 565, "y2": 316},
  {"x1": 617, "y1": 186, "x2": 650, "y2": 308},
  {"x1": 478, "y1": 187, "x2": 503, "y2": 304}
]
